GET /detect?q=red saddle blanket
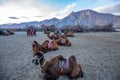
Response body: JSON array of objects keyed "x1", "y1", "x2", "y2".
[{"x1": 48, "y1": 41, "x2": 53, "y2": 48}]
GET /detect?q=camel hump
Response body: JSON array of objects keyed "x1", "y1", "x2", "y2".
[{"x1": 69, "y1": 55, "x2": 77, "y2": 62}]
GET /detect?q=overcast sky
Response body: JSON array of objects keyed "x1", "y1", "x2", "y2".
[{"x1": 0, "y1": 0, "x2": 120, "y2": 24}]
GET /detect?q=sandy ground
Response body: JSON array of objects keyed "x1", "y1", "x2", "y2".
[{"x1": 0, "y1": 31, "x2": 120, "y2": 80}]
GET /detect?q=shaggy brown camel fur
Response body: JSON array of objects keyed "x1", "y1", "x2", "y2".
[
  {"x1": 47, "y1": 34, "x2": 61, "y2": 40},
  {"x1": 32, "y1": 51, "x2": 83, "y2": 80},
  {"x1": 32, "y1": 41, "x2": 43, "y2": 53},
  {"x1": 7, "y1": 30, "x2": 15, "y2": 35},
  {"x1": 55, "y1": 37, "x2": 71, "y2": 46},
  {"x1": 44, "y1": 30, "x2": 50, "y2": 34},
  {"x1": 32, "y1": 40, "x2": 59, "y2": 53},
  {"x1": 41, "y1": 40, "x2": 58, "y2": 51},
  {"x1": 64, "y1": 31, "x2": 74, "y2": 37}
]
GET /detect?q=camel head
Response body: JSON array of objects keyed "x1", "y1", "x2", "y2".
[
  {"x1": 32, "y1": 51, "x2": 45, "y2": 66},
  {"x1": 32, "y1": 41, "x2": 42, "y2": 53}
]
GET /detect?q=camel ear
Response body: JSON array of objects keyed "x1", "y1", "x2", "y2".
[{"x1": 33, "y1": 40, "x2": 37, "y2": 43}]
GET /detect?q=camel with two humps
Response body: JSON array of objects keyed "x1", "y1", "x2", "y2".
[{"x1": 32, "y1": 51, "x2": 83, "y2": 80}]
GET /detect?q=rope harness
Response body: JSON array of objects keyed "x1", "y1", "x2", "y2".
[{"x1": 32, "y1": 55, "x2": 43, "y2": 65}]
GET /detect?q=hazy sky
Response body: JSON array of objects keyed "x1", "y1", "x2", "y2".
[{"x1": 0, "y1": 0, "x2": 120, "y2": 24}]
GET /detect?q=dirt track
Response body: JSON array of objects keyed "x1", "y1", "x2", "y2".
[{"x1": 0, "y1": 32, "x2": 120, "y2": 80}]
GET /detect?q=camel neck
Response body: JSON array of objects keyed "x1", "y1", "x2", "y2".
[{"x1": 40, "y1": 59, "x2": 46, "y2": 68}]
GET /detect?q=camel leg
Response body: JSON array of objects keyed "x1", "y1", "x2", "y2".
[
  {"x1": 52, "y1": 44, "x2": 59, "y2": 50},
  {"x1": 43, "y1": 73, "x2": 58, "y2": 80}
]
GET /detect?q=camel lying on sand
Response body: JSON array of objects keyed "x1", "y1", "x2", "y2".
[
  {"x1": 47, "y1": 34, "x2": 61, "y2": 40},
  {"x1": 55, "y1": 37, "x2": 71, "y2": 46},
  {"x1": 0, "y1": 29, "x2": 15, "y2": 36},
  {"x1": 47, "y1": 33, "x2": 71, "y2": 46},
  {"x1": 44, "y1": 30, "x2": 50, "y2": 34},
  {"x1": 64, "y1": 31, "x2": 74, "y2": 37},
  {"x1": 32, "y1": 40, "x2": 58, "y2": 53},
  {"x1": 7, "y1": 30, "x2": 15, "y2": 35},
  {"x1": 41, "y1": 40, "x2": 58, "y2": 52},
  {"x1": 32, "y1": 51, "x2": 83, "y2": 80}
]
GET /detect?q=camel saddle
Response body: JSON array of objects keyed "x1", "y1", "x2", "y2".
[{"x1": 59, "y1": 58, "x2": 70, "y2": 71}]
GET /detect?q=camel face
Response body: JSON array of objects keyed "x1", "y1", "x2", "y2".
[
  {"x1": 32, "y1": 55, "x2": 40, "y2": 65},
  {"x1": 32, "y1": 51, "x2": 44, "y2": 66}
]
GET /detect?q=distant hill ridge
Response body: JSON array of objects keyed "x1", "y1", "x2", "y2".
[{"x1": 0, "y1": 9, "x2": 120, "y2": 29}]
